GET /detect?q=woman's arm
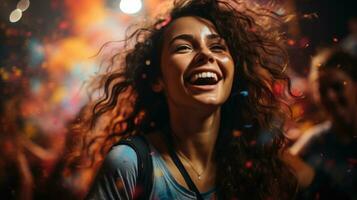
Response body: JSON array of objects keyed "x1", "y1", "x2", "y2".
[{"x1": 86, "y1": 145, "x2": 138, "y2": 200}]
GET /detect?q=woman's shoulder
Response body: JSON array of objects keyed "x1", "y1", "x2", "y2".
[
  {"x1": 102, "y1": 132, "x2": 160, "y2": 173},
  {"x1": 102, "y1": 132, "x2": 167, "y2": 173},
  {"x1": 88, "y1": 141, "x2": 140, "y2": 199},
  {"x1": 102, "y1": 143, "x2": 138, "y2": 174}
]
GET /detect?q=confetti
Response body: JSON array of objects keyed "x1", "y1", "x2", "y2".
[
  {"x1": 0, "y1": 69, "x2": 9, "y2": 80},
  {"x1": 9, "y1": 9, "x2": 23, "y2": 23},
  {"x1": 302, "y1": 13, "x2": 319, "y2": 20},
  {"x1": 155, "y1": 16, "x2": 172, "y2": 30},
  {"x1": 115, "y1": 180, "x2": 125, "y2": 190},
  {"x1": 154, "y1": 169, "x2": 163, "y2": 177},
  {"x1": 245, "y1": 161, "x2": 253, "y2": 168},
  {"x1": 17, "y1": 0, "x2": 30, "y2": 12},
  {"x1": 233, "y1": 130, "x2": 242, "y2": 137},
  {"x1": 240, "y1": 90, "x2": 248, "y2": 97},
  {"x1": 243, "y1": 124, "x2": 253, "y2": 128},
  {"x1": 287, "y1": 39, "x2": 295, "y2": 46},
  {"x1": 12, "y1": 67, "x2": 22, "y2": 77}
]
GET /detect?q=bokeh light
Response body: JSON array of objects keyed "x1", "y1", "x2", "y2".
[
  {"x1": 17, "y1": 0, "x2": 30, "y2": 12},
  {"x1": 119, "y1": 0, "x2": 142, "y2": 14},
  {"x1": 9, "y1": 8, "x2": 22, "y2": 23}
]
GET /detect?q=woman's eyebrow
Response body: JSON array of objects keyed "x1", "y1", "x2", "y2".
[
  {"x1": 206, "y1": 34, "x2": 222, "y2": 41},
  {"x1": 169, "y1": 34, "x2": 195, "y2": 45},
  {"x1": 168, "y1": 33, "x2": 223, "y2": 45}
]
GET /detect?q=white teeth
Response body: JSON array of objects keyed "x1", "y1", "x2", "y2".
[{"x1": 189, "y1": 71, "x2": 218, "y2": 83}]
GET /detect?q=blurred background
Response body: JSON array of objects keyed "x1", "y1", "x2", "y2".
[{"x1": 0, "y1": 0, "x2": 356, "y2": 199}]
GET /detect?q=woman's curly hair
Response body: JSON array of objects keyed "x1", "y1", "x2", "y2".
[{"x1": 65, "y1": 0, "x2": 298, "y2": 199}]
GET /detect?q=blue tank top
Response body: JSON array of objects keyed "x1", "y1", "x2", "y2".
[{"x1": 87, "y1": 143, "x2": 216, "y2": 199}]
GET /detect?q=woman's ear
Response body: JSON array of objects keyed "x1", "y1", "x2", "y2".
[{"x1": 152, "y1": 79, "x2": 164, "y2": 93}]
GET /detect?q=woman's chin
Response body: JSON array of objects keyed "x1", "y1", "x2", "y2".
[{"x1": 192, "y1": 95, "x2": 225, "y2": 108}]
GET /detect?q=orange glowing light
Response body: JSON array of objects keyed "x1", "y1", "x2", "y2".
[
  {"x1": 287, "y1": 39, "x2": 295, "y2": 46},
  {"x1": 233, "y1": 130, "x2": 242, "y2": 137}
]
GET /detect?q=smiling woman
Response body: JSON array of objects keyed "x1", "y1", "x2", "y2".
[
  {"x1": 65, "y1": 0, "x2": 298, "y2": 199},
  {"x1": 158, "y1": 16, "x2": 235, "y2": 110}
]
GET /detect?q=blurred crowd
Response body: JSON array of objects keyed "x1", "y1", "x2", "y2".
[
  {"x1": 0, "y1": 0, "x2": 356, "y2": 199},
  {"x1": 285, "y1": 46, "x2": 357, "y2": 199}
]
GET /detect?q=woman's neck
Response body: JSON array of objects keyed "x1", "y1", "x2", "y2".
[{"x1": 167, "y1": 105, "x2": 221, "y2": 167}]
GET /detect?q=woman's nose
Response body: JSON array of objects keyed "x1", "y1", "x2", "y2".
[{"x1": 195, "y1": 47, "x2": 215, "y2": 65}]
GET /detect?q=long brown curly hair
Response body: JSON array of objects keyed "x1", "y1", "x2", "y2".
[{"x1": 65, "y1": 0, "x2": 298, "y2": 199}]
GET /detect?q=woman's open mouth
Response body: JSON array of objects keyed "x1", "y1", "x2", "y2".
[
  {"x1": 185, "y1": 70, "x2": 222, "y2": 91},
  {"x1": 189, "y1": 71, "x2": 219, "y2": 85}
]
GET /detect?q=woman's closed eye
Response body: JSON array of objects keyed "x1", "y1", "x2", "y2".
[
  {"x1": 174, "y1": 45, "x2": 193, "y2": 53},
  {"x1": 173, "y1": 43, "x2": 227, "y2": 53},
  {"x1": 210, "y1": 44, "x2": 227, "y2": 52}
]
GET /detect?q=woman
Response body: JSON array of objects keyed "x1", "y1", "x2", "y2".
[{"x1": 67, "y1": 0, "x2": 298, "y2": 199}]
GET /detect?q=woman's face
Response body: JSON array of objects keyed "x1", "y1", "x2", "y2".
[{"x1": 158, "y1": 16, "x2": 235, "y2": 111}]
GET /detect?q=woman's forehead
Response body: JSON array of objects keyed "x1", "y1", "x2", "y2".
[{"x1": 163, "y1": 16, "x2": 219, "y2": 41}]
